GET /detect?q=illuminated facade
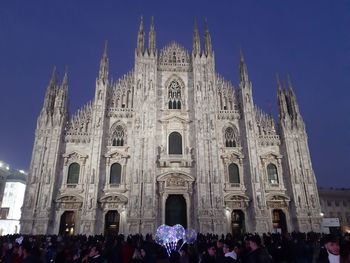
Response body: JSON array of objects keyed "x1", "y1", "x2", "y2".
[{"x1": 21, "y1": 19, "x2": 321, "y2": 235}]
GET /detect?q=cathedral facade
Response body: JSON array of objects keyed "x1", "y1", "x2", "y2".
[{"x1": 20, "y1": 19, "x2": 322, "y2": 236}]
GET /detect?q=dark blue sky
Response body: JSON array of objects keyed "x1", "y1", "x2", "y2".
[{"x1": 0, "y1": 0, "x2": 349, "y2": 187}]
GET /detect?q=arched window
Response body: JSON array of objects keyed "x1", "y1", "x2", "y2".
[
  {"x1": 225, "y1": 127, "x2": 237, "y2": 147},
  {"x1": 169, "y1": 132, "x2": 182, "y2": 154},
  {"x1": 267, "y1": 163, "x2": 279, "y2": 185},
  {"x1": 111, "y1": 125, "x2": 125, "y2": 146},
  {"x1": 168, "y1": 80, "x2": 181, "y2": 109},
  {"x1": 228, "y1": 163, "x2": 240, "y2": 184},
  {"x1": 67, "y1": 163, "x2": 80, "y2": 184},
  {"x1": 110, "y1": 163, "x2": 121, "y2": 185}
]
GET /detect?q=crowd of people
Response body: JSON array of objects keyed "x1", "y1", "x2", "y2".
[{"x1": 0, "y1": 232, "x2": 349, "y2": 263}]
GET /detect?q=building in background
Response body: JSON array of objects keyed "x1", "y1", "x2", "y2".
[
  {"x1": 0, "y1": 161, "x2": 27, "y2": 235},
  {"x1": 20, "y1": 18, "x2": 322, "y2": 236},
  {"x1": 319, "y1": 187, "x2": 350, "y2": 233}
]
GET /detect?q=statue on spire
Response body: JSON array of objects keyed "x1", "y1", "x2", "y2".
[
  {"x1": 148, "y1": 16, "x2": 156, "y2": 56},
  {"x1": 99, "y1": 40, "x2": 109, "y2": 82},
  {"x1": 204, "y1": 19, "x2": 212, "y2": 57},
  {"x1": 239, "y1": 49, "x2": 249, "y2": 83},
  {"x1": 192, "y1": 18, "x2": 201, "y2": 57},
  {"x1": 137, "y1": 16, "x2": 145, "y2": 56}
]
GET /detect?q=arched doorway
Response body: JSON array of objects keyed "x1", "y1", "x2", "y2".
[
  {"x1": 105, "y1": 210, "x2": 120, "y2": 236},
  {"x1": 165, "y1": 195, "x2": 187, "y2": 228},
  {"x1": 272, "y1": 209, "x2": 287, "y2": 233},
  {"x1": 232, "y1": 210, "x2": 245, "y2": 235},
  {"x1": 59, "y1": 211, "x2": 75, "y2": 235}
]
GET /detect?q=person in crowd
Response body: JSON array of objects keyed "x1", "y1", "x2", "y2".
[
  {"x1": 131, "y1": 248, "x2": 143, "y2": 263},
  {"x1": 216, "y1": 239, "x2": 225, "y2": 262},
  {"x1": 12, "y1": 242, "x2": 22, "y2": 263},
  {"x1": 317, "y1": 234, "x2": 340, "y2": 263},
  {"x1": 201, "y1": 243, "x2": 217, "y2": 263},
  {"x1": 21, "y1": 242, "x2": 37, "y2": 263},
  {"x1": 87, "y1": 244, "x2": 103, "y2": 263},
  {"x1": 223, "y1": 241, "x2": 237, "y2": 263},
  {"x1": 179, "y1": 247, "x2": 189, "y2": 263},
  {"x1": 244, "y1": 235, "x2": 272, "y2": 263}
]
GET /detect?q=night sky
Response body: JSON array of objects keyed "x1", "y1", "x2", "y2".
[{"x1": 0, "y1": 1, "x2": 349, "y2": 187}]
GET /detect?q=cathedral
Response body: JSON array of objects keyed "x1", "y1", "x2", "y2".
[{"x1": 20, "y1": 18, "x2": 322, "y2": 236}]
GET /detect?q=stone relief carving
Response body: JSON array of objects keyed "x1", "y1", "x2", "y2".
[{"x1": 166, "y1": 176, "x2": 186, "y2": 187}]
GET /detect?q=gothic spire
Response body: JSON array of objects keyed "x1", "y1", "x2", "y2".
[
  {"x1": 148, "y1": 16, "x2": 156, "y2": 56},
  {"x1": 287, "y1": 74, "x2": 301, "y2": 119},
  {"x1": 62, "y1": 66, "x2": 68, "y2": 90},
  {"x1": 137, "y1": 16, "x2": 145, "y2": 56},
  {"x1": 54, "y1": 67, "x2": 69, "y2": 114},
  {"x1": 43, "y1": 66, "x2": 58, "y2": 112},
  {"x1": 203, "y1": 19, "x2": 212, "y2": 57},
  {"x1": 49, "y1": 66, "x2": 58, "y2": 87},
  {"x1": 192, "y1": 18, "x2": 201, "y2": 57},
  {"x1": 239, "y1": 49, "x2": 249, "y2": 83},
  {"x1": 277, "y1": 74, "x2": 289, "y2": 120},
  {"x1": 99, "y1": 40, "x2": 109, "y2": 81}
]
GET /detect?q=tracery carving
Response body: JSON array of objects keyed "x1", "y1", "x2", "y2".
[
  {"x1": 64, "y1": 101, "x2": 93, "y2": 143},
  {"x1": 158, "y1": 42, "x2": 191, "y2": 72},
  {"x1": 109, "y1": 121, "x2": 127, "y2": 146},
  {"x1": 110, "y1": 70, "x2": 134, "y2": 110},
  {"x1": 216, "y1": 74, "x2": 239, "y2": 115},
  {"x1": 255, "y1": 106, "x2": 280, "y2": 146},
  {"x1": 224, "y1": 125, "x2": 240, "y2": 147}
]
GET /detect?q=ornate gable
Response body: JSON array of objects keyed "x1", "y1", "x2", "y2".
[
  {"x1": 99, "y1": 194, "x2": 128, "y2": 210},
  {"x1": 56, "y1": 194, "x2": 83, "y2": 209},
  {"x1": 159, "y1": 114, "x2": 191, "y2": 124},
  {"x1": 63, "y1": 151, "x2": 88, "y2": 165},
  {"x1": 266, "y1": 193, "x2": 290, "y2": 209},
  {"x1": 158, "y1": 42, "x2": 191, "y2": 72},
  {"x1": 260, "y1": 151, "x2": 282, "y2": 165},
  {"x1": 224, "y1": 194, "x2": 250, "y2": 209}
]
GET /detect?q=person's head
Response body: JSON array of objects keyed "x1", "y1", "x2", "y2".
[
  {"x1": 323, "y1": 234, "x2": 340, "y2": 256},
  {"x1": 89, "y1": 244, "x2": 101, "y2": 257},
  {"x1": 132, "y1": 248, "x2": 142, "y2": 260},
  {"x1": 179, "y1": 247, "x2": 187, "y2": 257},
  {"x1": 233, "y1": 242, "x2": 242, "y2": 255},
  {"x1": 21, "y1": 242, "x2": 32, "y2": 258},
  {"x1": 207, "y1": 243, "x2": 216, "y2": 256},
  {"x1": 140, "y1": 248, "x2": 146, "y2": 258},
  {"x1": 223, "y1": 241, "x2": 234, "y2": 254},
  {"x1": 246, "y1": 235, "x2": 261, "y2": 251},
  {"x1": 217, "y1": 239, "x2": 224, "y2": 248},
  {"x1": 13, "y1": 243, "x2": 20, "y2": 254}
]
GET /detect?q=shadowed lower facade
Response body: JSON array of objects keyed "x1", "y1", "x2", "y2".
[{"x1": 20, "y1": 18, "x2": 322, "y2": 235}]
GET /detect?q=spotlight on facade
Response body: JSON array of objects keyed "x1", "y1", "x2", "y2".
[
  {"x1": 0, "y1": 162, "x2": 3, "y2": 168},
  {"x1": 6, "y1": 166, "x2": 9, "y2": 170},
  {"x1": 19, "y1": 170, "x2": 25, "y2": 174},
  {"x1": 320, "y1": 212, "x2": 324, "y2": 217}
]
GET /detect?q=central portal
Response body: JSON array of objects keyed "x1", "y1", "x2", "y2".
[{"x1": 165, "y1": 194, "x2": 187, "y2": 228}]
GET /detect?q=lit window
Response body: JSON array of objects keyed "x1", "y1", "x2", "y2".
[{"x1": 267, "y1": 163, "x2": 279, "y2": 185}]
